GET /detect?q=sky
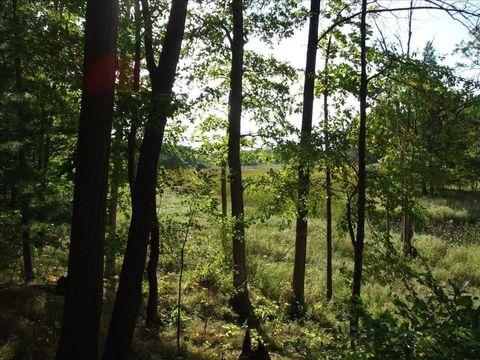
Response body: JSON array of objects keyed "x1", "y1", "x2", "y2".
[
  {"x1": 240, "y1": 0, "x2": 478, "y2": 135},
  {"x1": 249, "y1": 1, "x2": 475, "y2": 70}
]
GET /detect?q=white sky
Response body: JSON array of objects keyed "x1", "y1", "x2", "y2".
[{"x1": 241, "y1": 1, "x2": 478, "y2": 135}]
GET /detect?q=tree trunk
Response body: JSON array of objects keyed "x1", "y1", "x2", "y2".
[
  {"x1": 105, "y1": 152, "x2": 121, "y2": 279},
  {"x1": 220, "y1": 159, "x2": 230, "y2": 264},
  {"x1": 221, "y1": 159, "x2": 228, "y2": 217},
  {"x1": 227, "y1": 2, "x2": 269, "y2": 358},
  {"x1": 291, "y1": 0, "x2": 320, "y2": 317},
  {"x1": 19, "y1": 150, "x2": 34, "y2": 282},
  {"x1": 103, "y1": 1, "x2": 188, "y2": 357},
  {"x1": 12, "y1": 0, "x2": 34, "y2": 284},
  {"x1": 56, "y1": 0, "x2": 119, "y2": 358},
  {"x1": 228, "y1": 0, "x2": 252, "y2": 324},
  {"x1": 20, "y1": 198, "x2": 34, "y2": 282},
  {"x1": 350, "y1": 0, "x2": 368, "y2": 341},
  {"x1": 401, "y1": 212, "x2": 414, "y2": 256},
  {"x1": 401, "y1": 0, "x2": 415, "y2": 260},
  {"x1": 127, "y1": 0, "x2": 141, "y2": 198},
  {"x1": 323, "y1": 36, "x2": 333, "y2": 301}
]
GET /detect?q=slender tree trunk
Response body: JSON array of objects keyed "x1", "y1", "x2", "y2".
[
  {"x1": 105, "y1": 151, "x2": 121, "y2": 279},
  {"x1": 220, "y1": 159, "x2": 230, "y2": 264},
  {"x1": 56, "y1": 0, "x2": 119, "y2": 358},
  {"x1": 323, "y1": 36, "x2": 333, "y2": 301},
  {"x1": 350, "y1": 0, "x2": 367, "y2": 341},
  {"x1": 146, "y1": 215, "x2": 160, "y2": 326},
  {"x1": 385, "y1": 199, "x2": 391, "y2": 240},
  {"x1": 228, "y1": 0, "x2": 251, "y2": 323},
  {"x1": 127, "y1": 0, "x2": 141, "y2": 197},
  {"x1": 20, "y1": 197, "x2": 33, "y2": 282},
  {"x1": 12, "y1": 0, "x2": 33, "y2": 284},
  {"x1": 19, "y1": 150, "x2": 34, "y2": 282},
  {"x1": 221, "y1": 159, "x2": 228, "y2": 217},
  {"x1": 103, "y1": 1, "x2": 188, "y2": 357},
  {"x1": 228, "y1": 2, "x2": 270, "y2": 358},
  {"x1": 291, "y1": 0, "x2": 320, "y2": 317},
  {"x1": 401, "y1": 0, "x2": 415, "y2": 258}
]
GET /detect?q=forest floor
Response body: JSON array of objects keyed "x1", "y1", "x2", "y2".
[{"x1": 1, "y1": 168, "x2": 479, "y2": 359}]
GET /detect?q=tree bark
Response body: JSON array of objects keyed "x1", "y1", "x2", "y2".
[
  {"x1": 103, "y1": 1, "x2": 188, "y2": 357},
  {"x1": 228, "y1": 0, "x2": 252, "y2": 324},
  {"x1": 291, "y1": 0, "x2": 320, "y2": 317},
  {"x1": 350, "y1": 0, "x2": 368, "y2": 341},
  {"x1": 56, "y1": 0, "x2": 119, "y2": 358}
]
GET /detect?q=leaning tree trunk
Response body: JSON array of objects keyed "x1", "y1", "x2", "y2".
[
  {"x1": 56, "y1": 0, "x2": 119, "y2": 358},
  {"x1": 350, "y1": 0, "x2": 368, "y2": 343},
  {"x1": 291, "y1": 0, "x2": 320, "y2": 318},
  {"x1": 103, "y1": 1, "x2": 188, "y2": 358}
]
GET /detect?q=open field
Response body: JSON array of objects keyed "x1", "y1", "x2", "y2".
[{"x1": 2, "y1": 167, "x2": 479, "y2": 359}]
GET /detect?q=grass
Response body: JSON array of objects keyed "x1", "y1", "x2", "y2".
[{"x1": 1, "y1": 167, "x2": 480, "y2": 358}]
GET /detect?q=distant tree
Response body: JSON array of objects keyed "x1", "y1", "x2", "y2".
[{"x1": 350, "y1": 0, "x2": 367, "y2": 342}]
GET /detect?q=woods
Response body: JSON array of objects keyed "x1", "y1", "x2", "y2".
[{"x1": 1, "y1": 0, "x2": 480, "y2": 359}]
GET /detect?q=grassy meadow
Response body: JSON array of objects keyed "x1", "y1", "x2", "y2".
[{"x1": 1, "y1": 165, "x2": 480, "y2": 359}]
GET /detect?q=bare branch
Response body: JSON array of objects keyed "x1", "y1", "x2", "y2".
[{"x1": 318, "y1": 3, "x2": 479, "y2": 44}]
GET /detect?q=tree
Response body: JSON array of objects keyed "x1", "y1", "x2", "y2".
[
  {"x1": 322, "y1": 36, "x2": 333, "y2": 301},
  {"x1": 350, "y1": 0, "x2": 367, "y2": 341},
  {"x1": 291, "y1": 0, "x2": 320, "y2": 318},
  {"x1": 56, "y1": 0, "x2": 119, "y2": 358},
  {"x1": 103, "y1": 0, "x2": 189, "y2": 357}
]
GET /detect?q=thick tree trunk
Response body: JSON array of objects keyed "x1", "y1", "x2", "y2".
[
  {"x1": 291, "y1": 0, "x2": 320, "y2": 317},
  {"x1": 350, "y1": 0, "x2": 368, "y2": 341},
  {"x1": 56, "y1": 0, "x2": 119, "y2": 358},
  {"x1": 103, "y1": 1, "x2": 188, "y2": 357}
]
